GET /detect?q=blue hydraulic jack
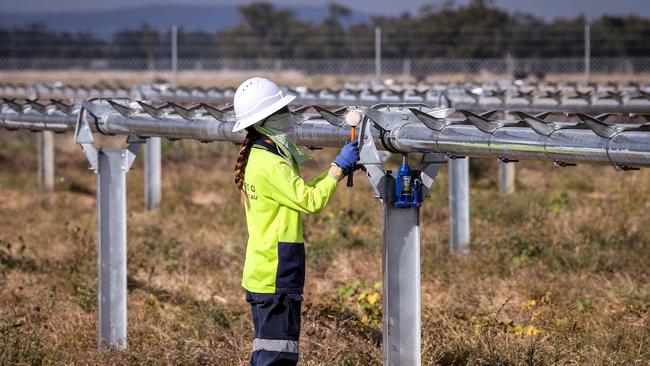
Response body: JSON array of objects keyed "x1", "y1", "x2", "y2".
[{"x1": 393, "y1": 154, "x2": 423, "y2": 208}]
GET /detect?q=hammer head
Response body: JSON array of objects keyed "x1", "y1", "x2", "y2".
[{"x1": 344, "y1": 110, "x2": 363, "y2": 127}]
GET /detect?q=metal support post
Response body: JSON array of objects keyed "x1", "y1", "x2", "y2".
[
  {"x1": 449, "y1": 158, "x2": 470, "y2": 252},
  {"x1": 75, "y1": 108, "x2": 143, "y2": 350},
  {"x1": 382, "y1": 176, "x2": 421, "y2": 365},
  {"x1": 97, "y1": 148, "x2": 129, "y2": 349},
  {"x1": 171, "y1": 25, "x2": 178, "y2": 88},
  {"x1": 144, "y1": 137, "x2": 161, "y2": 211},
  {"x1": 584, "y1": 21, "x2": 591, "y2": 84},
  {"x1": 357, "y1": 118, "x2": 445, "y2": 365},
  {"x1": 498, "y1": 160, "x2": 515, "y2": 194},
  {"x1": 37, "y1": 130, "x2": 54, "y2": 201},
  {"x1": 375, "y1": 26, "x2": 382, "y2": 83},
  {"x1": 497, "y1": 110, "x2": 515, "y2": 195}
]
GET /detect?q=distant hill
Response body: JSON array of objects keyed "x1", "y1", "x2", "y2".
[{"x1": 0, "y1": 4, "x2": 370, "y2": 36}]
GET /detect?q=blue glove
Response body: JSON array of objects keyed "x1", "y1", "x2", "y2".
[{"x1": 333, "y1": 141, "x2": 360, "y2": 171}]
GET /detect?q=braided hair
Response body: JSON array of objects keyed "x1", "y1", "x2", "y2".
[{"x1": 234, "y1": 127, "x2": 261, "y2": 206}]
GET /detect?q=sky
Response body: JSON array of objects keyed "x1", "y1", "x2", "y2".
[{"x1": 0, "y1": 0, "x2": 649, "y2": 19}]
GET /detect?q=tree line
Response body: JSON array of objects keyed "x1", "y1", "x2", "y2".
[{"x1": 1, "y1": 0, "x2": 649, "y2": 60}]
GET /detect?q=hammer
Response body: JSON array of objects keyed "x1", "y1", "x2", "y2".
[{"x1": 344, "y1": 110, "x2": 363, "y2": 187}]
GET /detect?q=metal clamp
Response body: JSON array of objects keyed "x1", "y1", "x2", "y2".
[{"x1": 357, "y1": 104, "x2": 448, "y2": 204}]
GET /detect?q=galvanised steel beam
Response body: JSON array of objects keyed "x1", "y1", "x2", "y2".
[
  {"x1": 2, "y1": 81, "x2": 650, "y2": 113},
  {"x1": 3, "y1": 80, "x2": 649, "y2": 97},
  {"x1": 448, "y1": 158, "x2": 470, "y2": 252},
  {"x1": 0, "y1": 98, "x2": 164, "y2": 211},
  {"x1": 3, "y1": 99, "x2": 650, "y2": 169},
  {"x1": 37, "y1": 130, "x2": 54, "y2": 203},
  {"x1": 0, "y1": 99, "x2": 78, "y2": 132},
  {"x1": 144, "y1": 137, "x2": 161, "y2": 212},
  {"x1": 75, "y1": 113, "x2": 143, "y2": 350},
  {"x1": 498, "y1": 160, "x2": 516, "y2": 195}
]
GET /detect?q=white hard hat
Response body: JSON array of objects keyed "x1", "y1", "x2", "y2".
[{"x1": 232, "y1": 77, "x2": 295, "y2": 132}]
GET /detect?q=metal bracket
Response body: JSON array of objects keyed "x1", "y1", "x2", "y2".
[
  {"x1": 358, "y1": 117, "x2": 386, "y2": 198},
  {"x1": 74, "y1": 106, "x2": 98, "y2": 171},
  {"x1": 359, "y1": 105, "x2": 448, "y2": 202},
  {"x1": 420, "y1": 153, "x2": 447, "y2": 198},
  {"x1": 75, "y1": 104, "x2": 144, "y2": 171}
]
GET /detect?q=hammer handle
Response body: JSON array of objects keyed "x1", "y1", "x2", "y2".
[{"x1": 347, "y1": 126, "x2": 356, "y2": 187}]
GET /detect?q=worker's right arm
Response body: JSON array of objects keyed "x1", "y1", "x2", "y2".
[
  {"x1": 306, "y1": 141, "x2": 359, "y2": 187},
  {"x1": 268, "y1": 141, "x2": 359, "y2": 214},
  {"x1": 305, "y1": 170, "x2": 329, "y2": 188},
  {"x1": 268, "y1": 160, "x2": 339, "y2": 214}
]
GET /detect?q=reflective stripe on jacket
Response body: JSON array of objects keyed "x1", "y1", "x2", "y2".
[{"x1": 242, "y1": 140, "x2": 338, "y2": 294}]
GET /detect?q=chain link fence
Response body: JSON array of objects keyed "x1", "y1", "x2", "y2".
[{"x1": 2, "y1": 57, "x2": 650, "y2": 80}]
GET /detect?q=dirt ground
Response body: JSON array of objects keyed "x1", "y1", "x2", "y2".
[{"x1": 0, "y1": 130, "x2": 648, "y2": 365}]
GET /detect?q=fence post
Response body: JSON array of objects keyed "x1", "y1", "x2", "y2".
[
  {"x1": 144, "y1": 137, "x2": 161, "y2": 211},
  {"x1": 171, "y1": 25, "x2": 178, "y2": 88},
  {"x1": 403, "y1": 58, "x2": 411, "y2": 79},
  {"x1": 584, "y1": 21, "x2": 591, "y2": 84},
  {"x1": 449, "y1": 158, "x2": 470, "y2": 252},
  {"x1": 375, "y1": 26, "x2": 382, "y2": 83},
  {"x1": 37, "y1": 130, "x2": 54, "y2": 202},
  {"x1": 505, "y1": 52, "x2": 515, "y2": 78}
]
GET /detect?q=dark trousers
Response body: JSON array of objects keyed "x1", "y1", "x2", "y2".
[{"x1": 246, "y1": 292, "x2": 303, "y2": 366}]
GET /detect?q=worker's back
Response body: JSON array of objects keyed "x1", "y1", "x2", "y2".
[{"x1": 242, "y1": 141, "x2": 306, "y2": 294}]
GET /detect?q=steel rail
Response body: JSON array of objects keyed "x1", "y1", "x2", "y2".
[
  {"x1": 3, "y1": 99, "x2": 650, "y2": 169},
  {"x1": 2, "y1": 82, "x2": 650, "y2": 114},
  {"x1": 2, "y1": 80, "x2": 649, "y2": 97}
]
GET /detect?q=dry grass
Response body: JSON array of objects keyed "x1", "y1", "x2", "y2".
[
  {"x1": 1, "y1": 131, "x2": 649, "y2": 365},
  {"x1": 1, "y1": 70, "x2": 649, "y2": 89}
]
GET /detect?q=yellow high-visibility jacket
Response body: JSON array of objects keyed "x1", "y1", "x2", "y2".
[{"x1": 242, "y1": 140, "x2": 338, "y2": 294}]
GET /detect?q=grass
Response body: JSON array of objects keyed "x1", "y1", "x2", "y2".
[{"x1": 0, "y1": 131, "x2": 649, "y2": 365}]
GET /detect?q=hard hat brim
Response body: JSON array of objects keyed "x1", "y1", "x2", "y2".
[{"x1": 232, "y1": 94, "x2": 296, "y2": 132}]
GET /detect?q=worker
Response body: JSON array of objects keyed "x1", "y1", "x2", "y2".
[{"x1": 232, "y1": 77, "x2": 360, "y2": 365}]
